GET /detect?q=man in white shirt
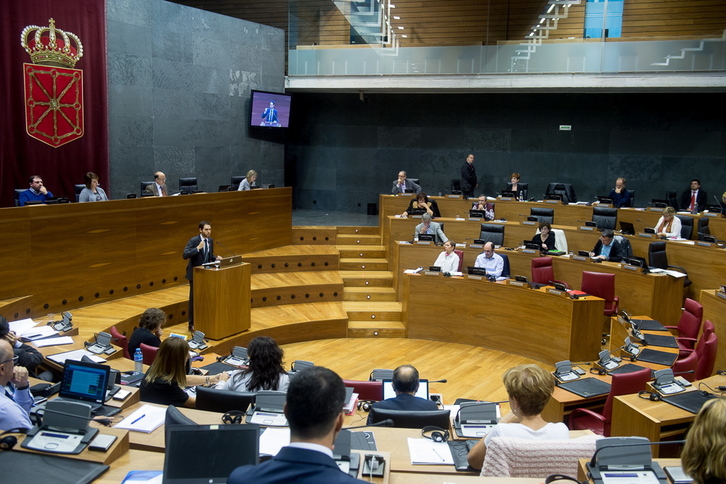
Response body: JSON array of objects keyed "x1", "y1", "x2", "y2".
[
  {"x1": 0, "y1": 339, "x2": 33, "y2": 431},
  {"x1": 474, "y1": 242, "x2": 503, "y2": 277}
]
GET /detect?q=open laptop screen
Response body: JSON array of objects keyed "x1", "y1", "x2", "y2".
[
  {"x1": 163, "y1": 424, "x2": 260, "y2": 484},
  {"x1": 60, "y1": 359, "x2": 110, "y2": 405},
  {"x1": 382, "y1": 379, "x2": 429, "y2": 400}
]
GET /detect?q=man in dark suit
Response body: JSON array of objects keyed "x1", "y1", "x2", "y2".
[
  {"x1": 367, "y1": 365, "x2": 437, "y2": 424},
  {"x1": 391, "y1": 171, "x2": 422, "y2": 195},
  {"x1": 679, "y1": 179, "x2": 707, "y2": 213},
  {"x1": 589, "y1": 228, "x2": 625, "y2": 262},
  {"x1": 144, "y1": 171, "x2": 168, "y2": 197},
  {"x1": 183, "y1": 221, "x2": 221, "y2": 332},
  {"x1": 460, "y1": 153, "x2": 478, "y2": 198},
  {"x1": 229, "y1": 366, "x2": 366, "y2": 484}
]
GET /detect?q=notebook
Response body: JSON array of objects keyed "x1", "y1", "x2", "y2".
[
  {"x1": 557, "y1": 378, "x2": 612, "y2": 398},
  {"x1": 54, "y1": 359, "x2": 111, "y2": 412},
  {"x1": 630, "y1": 318, "x2": 667, "y2": 331},
  {"x1": 642, "y1": 333, "x2": 678, "y2": 349},
  {"x1": 635, "y1": 348, "x2": 678, "y2": 367},
  {"x1": 662, "y1": 391, "x2": 718, "y2": 414},
  {"x1": 163, "y1": 424, "x2": 260, "y2": 484}
]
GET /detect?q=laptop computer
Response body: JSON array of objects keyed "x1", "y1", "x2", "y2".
[
  {"x1": 163, "y1": 424, "x2": 260, "y2": 484},
  {"x1": 54, "y1": 359, "x2": 111, "y2": 413},
  {"x1": 382, "y1": 379, "x2": 429, "y2": 400},
  {"x1": 619, "y1": 221, "x2": 636, "y2": 235}
]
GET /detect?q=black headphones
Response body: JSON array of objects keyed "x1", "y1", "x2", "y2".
[
  {"x1": 357, "y1": 400, "x2": 375, "y2": 412},
  {"x1": 421, "y1": 426, "x2": 449, "y2": 443},
  {"x1": 638, "y1": 390, "x2": 661, "y2": 402},
  {"x1": 545, "y1": 474, "x2": 584, "y2": 484},
  {"x1": 222, "y1": 410, "x2": 245, "y2": 425},
  {"x1": 589, "y1": 367, "x2": 608, "y2": 376},
  {"x1": 0, "y1": 429, "x2": 28, "y2": 451}
]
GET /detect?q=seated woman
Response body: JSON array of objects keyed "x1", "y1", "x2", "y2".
[
  {"x1": 401, "y1": 192, "x2": 440, "y2": 218},
  {"x1": 505, "y1": 173, "x2": 524, "y2": 200},
  {"x1": 237, "y1": 169, "x2": 258, "y2": 191},
  {"x1": 467, "y1": 364, "x2": 568, "y2": 470},
  {"x1": 531, "y1": 222, "x2": 557, "y2": 252},
  {"x1": 140, "y1": 337, "x2": 223, "y2": 408},
  {"x1": 654, "y1": 206, "x2": 682, "y2": 238},
  {"x1": 215, "y1": 336, "x2": 290, "y2": 393},
  {"x1": 78, "y1": 172, "x2": 109, "y2": 202},
  {"x1": 471, "y1": 194, "x2": 495, "y2": 221},
  {"x1": 681, "y1": 398, "x2": 726, "y2": 484},
  {"x1": 432, "y1": 240, "x2": 460, "y2": 273},
  {"x1": 128, "y1": 308, "x2": 165, "y2": 356}
]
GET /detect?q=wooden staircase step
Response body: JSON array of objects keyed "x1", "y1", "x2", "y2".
[
  {"x1": 343, "y1": 301, "x2": 402, "y2": 321},
  {"x1": 336, "y1": 234, "x2": 381, "y2": 245},
  {"x1": 347, "y1": 320, "x2": 406, "y2": 338},
  {"x1": 337, "y1": 226, "x2": 380, "y2": 235},
  {"x1": 292, "y1": 226, "x2": 337, "y2": 245},
  {"x1": 340, "y1": 271, "x2": 394, "y2": 287},
  {"x1": 340, "y1": 258, "x2": 388, "y2": 271},
  {"x1": 336, "y1": 245, "x2": 386, "y2": 259},
  {"x1": 251, "y1": 272, "x2": 344, "y2": 307},
  {"x1": 343, "y1": 287, "x2": 397, "y2": 301},
  {"x1": 243, "y1": 245, "x2": 339, "y2": 273}
]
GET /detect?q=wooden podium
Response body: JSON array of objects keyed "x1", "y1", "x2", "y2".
[{"x1": 193, "y1": 261, "x2": 251, "y2": 340}]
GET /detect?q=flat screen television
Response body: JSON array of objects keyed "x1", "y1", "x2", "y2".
[{"x1": 250, "y1": 90, "x2": 291, "y2": 128}]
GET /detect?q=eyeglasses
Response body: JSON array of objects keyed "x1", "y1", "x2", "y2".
[{"x1": 0, "y1": 356, "x2": 19, "y2": 365}]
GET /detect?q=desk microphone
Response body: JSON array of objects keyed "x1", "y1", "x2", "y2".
[
  {"x1": 215, "y1": 240, "x2": 237, "y2": 257},
  {"x1": 428, "y1": 379, "x2": 447, "y2": 383},
  {"x1": 589, "y1": 439, "x2": 686, "y2": 467},
  {"x1": 714, "y1": 195, "x2": 725, "y2": 211},
  {"x1": 345, "y1": 419, "x2": 394, "y2": 430}
]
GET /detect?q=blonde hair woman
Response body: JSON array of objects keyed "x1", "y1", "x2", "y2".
[
  {"x1": 681, "y1": 398, "x2": 726, "y2": 484},
  {"x1": 655, "y1": 206, "x2": 682, "y2": 238}
]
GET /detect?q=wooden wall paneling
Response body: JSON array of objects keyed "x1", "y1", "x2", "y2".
[{"x1": 700, "y1": 289, "x2": 726, "y2": 374}]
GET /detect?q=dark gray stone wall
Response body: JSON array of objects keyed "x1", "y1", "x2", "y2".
[
  {"x1": 107, "y1": 0, "x2": 285, "y2": 198},
  {"x1": 286, "y1": 92, "x2": 726, "y2": 213}
]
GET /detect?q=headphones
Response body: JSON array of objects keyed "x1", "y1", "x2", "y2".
[
  {"x1": 0, "y1": 429, "x2": 28, "y2": 451},
  {"x1": 357, "y1": 400, "x2": 375, "y2": 412},
  {"x1": 222, "y1": 410, "x2": 245, "y2": 425},
  {"x1": 544, "y1": 474, "x2": 584, "y2": 484},
  {"x1": 589, "y1": 367, "x2": 608, "y2": 376},
  {"x1": 638, "y1": 390, "x2": 661, "y2": 402},
  {"x1": 421, "y1": 426, "x2": 449, "y2": 443}
]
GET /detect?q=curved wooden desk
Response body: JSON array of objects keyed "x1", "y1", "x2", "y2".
[{"x1": 402, "y1": 273, "x2": 603, "y2": 365}]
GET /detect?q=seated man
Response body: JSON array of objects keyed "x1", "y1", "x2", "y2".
[
  {"x1": 414, "y1": 213, "x2": 448, "y2": 244},
  {"x1": 367, "y1": 365, "x2": 437, "y2": 424},
  {"x1": 679, "y1": 179, "x2": 707, "y2": 213},
  {"x1": 471, "y1": 194, "x2": 495, "y2": 221},
  {"x1": 474, "y1": 242, "x2": 503, "y2": 277},
  {"x1": 229, "y1": 366, "x2": 366, "y2": 483},
  {"x1": 145, "y1": 171, "x2": 168, "y2": 197},
  {"x1": 589, "y1": 228, "x2": 625, "y2": 262},
  {"x1": 607, "y1": 177, "x2": 632, "y2": 208},
  {"x1": 391, "y1": 171, "x2": 422, "y2": 195},
  {"x1": 0, "y1": 316, "x2": 44, "y2": 378},
  {"x1": 18, "y1": 175, "x2": 53, "y2": 206},
  {"x1": 0, "y1": 339, "x2": 33, "y2": 431}
]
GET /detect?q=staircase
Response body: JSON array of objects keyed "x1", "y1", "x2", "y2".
[
  {"x1": 337, "y1": 226, "x2": 404, "y2": 337},
  {"x1": 651, "y1": 30, "x2": 726, "y2": 67}
]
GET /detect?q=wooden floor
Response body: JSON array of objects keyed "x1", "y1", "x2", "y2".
[{"x1": 279, "y1": 338, "x2": 554, "y2": 406}]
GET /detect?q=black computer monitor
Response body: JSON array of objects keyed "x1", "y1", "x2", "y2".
[{"x1": 367, "y1": 408, "x2": 450, "y2": 429}]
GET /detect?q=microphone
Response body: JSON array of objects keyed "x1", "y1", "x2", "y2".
[
  {"x1": 589, "y1": 439, "x2": 686, "y2": 467},
  {"x1": 215, "y1": 240, "x2": 237, "y2": 257},
  {"x1": 345, "y1": 419, "x2": 394, "y2": 430},
  {"x1": 428, "y1": 379, "x2": 447, "y2": 383},
  {"x1": 714, "y1": 195, "x2": 724, "y2": 211}
]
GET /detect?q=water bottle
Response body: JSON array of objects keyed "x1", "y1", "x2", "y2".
[{"x1": 134, "y1": 348, "x2": 143, "y2": 373}]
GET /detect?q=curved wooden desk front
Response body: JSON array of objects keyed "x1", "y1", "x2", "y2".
[{"x1": 402, "y1": 273, "x2": 603, "y2": 365}]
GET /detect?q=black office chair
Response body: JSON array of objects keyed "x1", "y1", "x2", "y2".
[
  {"x1": 530, "y1": 207, "x2": 554, "y2": 224},
  {"x1": 499, "y1": 252, "x2": 511, "y2": 278},
  {"x1": 165, "y1": 405, "x2": 197, "y2": 445},
  {"x1": 368, "y1": 408, "x2": 451, "y2": 429},
  {"x1": 195, "y1": 387, "x2": 256, "y2": 413},
  {"x1": 450, "y1": 179, "x2": 462, "y2": 195},
  {"x1": 676, "y1": 215, "x2": 694, "y2": 239},
  {"x1": 648, "y1": 241, "x2": 691, "y2": 288},
  {"x1": 592, "y1": 206, "x2": 617, "y2": 230},
  {"x1": 697, "y1": 217, "x2": 709, "y2": 236},
  {"x1": 73, "y1": 184, "x2": 86, "y2": 202},
  {"x1": 140, "y1": 180, "x2": 155, "y2": 197},
  {"x1": 179, "y1": 177, "x2": 199, "y2": 194},
  {"x1": 369, "y1": 369, "x2": 394, "y2": 381},
  {"x1": 408, "y1": 178, "x2": 420, "y2": 186},
  {"x1": 665, "y1": 190, "x2": 679, "y2": 210},
  {"x1": 625, "y1": 189, "x2": 635, "y2": 208},
  {"x1": 290, "y1": 360, "x2": 314, "y2": 373},
  {"x1": 231, "y1": 176, "x2": 245, "y2": 191},
  {"x1": 614, "y1": 235, "x2": 633, "y2": 258},
  {"x1": 479, "y1": 224, "x2": 505, "y2": 246},
  {"x1": 14, "y1": 188, "x2": 26, "y2": 206}
]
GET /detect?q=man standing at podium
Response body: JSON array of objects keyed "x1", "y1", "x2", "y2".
[{"x1": 183, "y1": 221, "x2": 221, "y2": 332}]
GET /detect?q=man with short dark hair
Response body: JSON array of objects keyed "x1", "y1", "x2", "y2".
[
  {"x1": 367, "y1": 365, "x2": 437, "y2": 424},
  {"x1": 589, "y1": 229, "x2": 625, "y2": 262},
  {"x1": 0, "y1": 339, "x2": 33, "y2": 431},
  {"x1": 18, "y1": 175, "x2": 53, "y2": 206},
  {"x1": 460, "y1": 153, "x2": 478, "y2": 198},
  {"x1": 0, "y1": 316, "x2": 43, "y2": 376},
  {"x1": 680, "y1": 179, "x2": 707, "y2": 213},
  {"x1": 229, "y1": 366, "x2": 366, "y2": 483},
  {"x1": 183, "y1": 221, "x2": 222, "y2": 332}
]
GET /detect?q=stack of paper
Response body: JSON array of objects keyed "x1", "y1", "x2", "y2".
[{"x1": 115, "y1": 405, "x2": 166, "y2": 433}]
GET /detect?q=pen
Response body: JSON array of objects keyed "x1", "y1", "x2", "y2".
[
  {"x1": 131, "y1": 414, "x2": 146, "y2": 424},
  {"x1": 432, "y1": 448, "x2": 446, "y2": 462}
]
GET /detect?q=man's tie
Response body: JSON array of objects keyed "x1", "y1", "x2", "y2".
[
  {"x1": 203, "y1": 239, "x2": 209, "y2": 262},
  {"x1": 161, "y1": 185, "x2": 167, "y2": 197},
  {"x1": 690, "y1": 191, "x2": 696, "y2": 211}
]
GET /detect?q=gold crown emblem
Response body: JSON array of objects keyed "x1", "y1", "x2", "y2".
[{"x1": 20, "y1": 18, "x2": 83, "y2": 68}]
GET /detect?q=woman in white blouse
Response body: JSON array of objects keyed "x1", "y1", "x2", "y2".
[
  {"x1": 654, "y1": 206, "x2": 682, "y2": 238},
  {"x1": 432, "y1": 240, "x2": 460, "y2": 273}
]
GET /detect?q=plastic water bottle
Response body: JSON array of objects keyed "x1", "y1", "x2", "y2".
[{"x1": 134, "y1": 348, "x2": 143, "y2": 373}]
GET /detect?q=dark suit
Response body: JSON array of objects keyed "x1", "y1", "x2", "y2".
[
  {"x1": 228, "y1": 446, "x2": 366, "y2": 484},
  {"x1": 183, "y1": 235, "x2": 215, "y2": 325},
  {"x1": 391, "y1": 179, "x2": 422, "y2": 195},
  {"x1": 591, "y1": 239, "x2": 625, "y2": 262},
  {"x1": 460, "y1": 162, "x2": 477, "y2": 198},
  {"x1": 679, "y1": 189, "x2": 707, "y2": 212},
  {"x1": 367, "y1": 393, "x2": 438, "y2": 424}
]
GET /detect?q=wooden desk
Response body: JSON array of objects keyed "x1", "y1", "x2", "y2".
[
  {"x1": 666, "y1": 240, "x2": 726, "y2": 300},
  {"x1": 543, "y1": 371, "x2": 612, "y2": 424},
  {"x1": 14, "y1": 427, "x2": 129, "y2": 465},
  {"x1": 610, "y1": 374, "x2": 726, "y2": 456},
  {"x1": 402, "y1": 273, "x2": 603, "y2": 365},
  {"x1": 700, "y1": 289, "x2": 726, "y2": 372},
  {"x1": 608, "y1": 316, "x2": 680, "y2": 370}
]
